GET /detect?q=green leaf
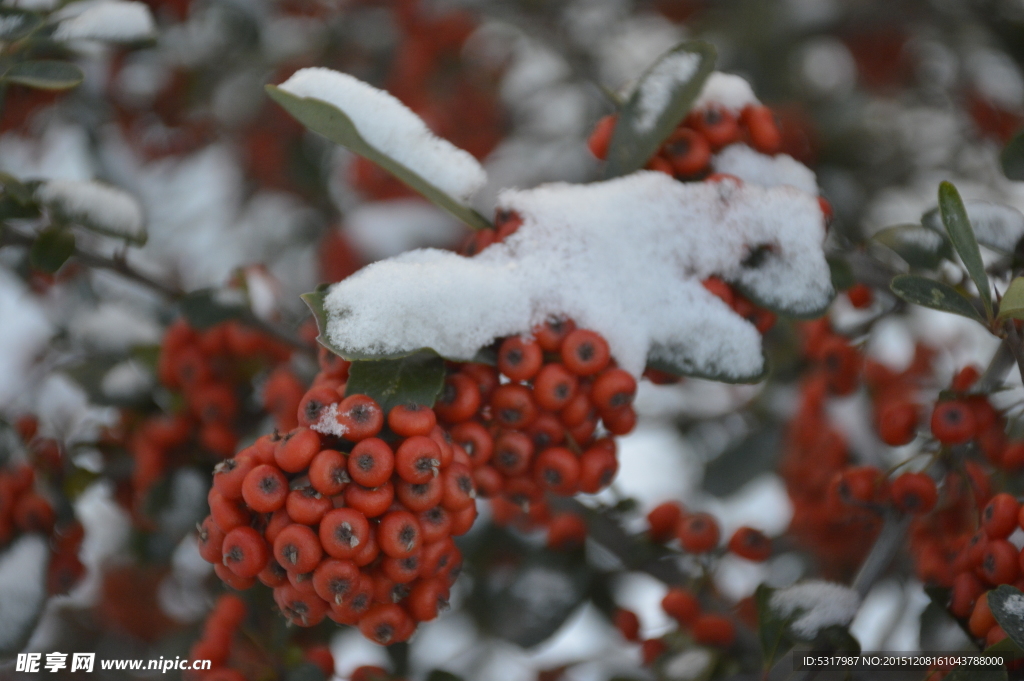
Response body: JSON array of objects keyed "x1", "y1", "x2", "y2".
[
  {"x1": 940, "y1": 181, "x2": 992, "y2": 319},
  {"x1": 755, "y1": 584, "x2": 794, "y2": 669},
  {"x1": 0, "y1": 11, "x2": 43, "y2": 40},
  {"x1": 29, "y1": 226, "x2": 74, "y2": 273},
  {"x1": 988, "y1": 585, "x2": 1024, "y2": 651},
  {"x1": 603, "y1": 41, "x2": 716, "y2": 179},
  {"x1": 0, "y1": 173, "x2": 35, "y2": 205},
  {"x1": 647, "y1": 346, "x2": 769, "y2": 384},
  {"x1": 2, "y1": 60, "x2": 84, "y2": 90},
  {"x1": 345, "y1": 351, "x2": 446, "y2": 412},
  {"x1": 179, "y1": 288, "x2": 249, "y2": 330},
  {"x1": 467, "y1": 529, "x2": 592, "y2": 648},
  {"x1": 890, "y1": 274, "x2": 986, "y2": 325},
  {"x1": 873, "y1": 223, "x2": 954, "y2": 269},
  {"x1": 826, "y1": 255, "x2": 855, "y2": 291},
  {"x1": 999, "y1": 278, "x2": 1024, "y2": 321},
  {"x1": 1002, "y1": 131, "x2": 1024, "y2": 181},
  {"x1": 266, "y1": 84, "x2": 491, "y2": 231},
  {"x1": 286, "y1": 663, "x2": 326, "y2": 681},
  {"x1": 300, "y1": 286, "x2": 344, "y2": 357},
  {"x1": 425, "y1": 672, "x2": 464, "y2": 681},
  {"x1": 702, "y1": 425, "x2": 780, "y2": 496}
]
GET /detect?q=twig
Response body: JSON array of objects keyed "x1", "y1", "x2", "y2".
[
  {"x1": 977, "y1": 340, "x2": 1016, "y2": 393},
  {"x1": 851, "y1": 512, "x2": 912, "y2": 598},
  {"x1": 1003, "y1": 321, "x2": 1024, "y2": 387}
]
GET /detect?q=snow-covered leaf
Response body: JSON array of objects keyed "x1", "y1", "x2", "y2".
[
  {"x1": 0, "y1": 535, "x2": 50, "y2": 656},
  {"x1": 53, "y1": 0, "x2": 156, "y2": 43},
  {"x1": 939, "y1": 182, "x2": 992, "y2": 318},
  {"x1": 266, "y1": 71, "x2": 490, "y2": 231},
  {"x1": 1, "y1": 60, "x2": 83, "y2": 90},
  {"x1": 923, "y1": 201, "x2": 1024, "y2": 255},
  {"x1": 998, "y1": 278, "x2": 1024, "y2": 322},
  {"x1": 603, "y1": 41, "x2": 716, "y2": 178},
  {"x1": 36, "y1": 179, "x2": 145, "y2": 244},
  {"x1": 29, "y1": 225, "x2": 74, "y2": 273},
  {"x1": 0, "y1": 11, "x2": 43, "y2": 40},
  {"x1": 988, "y1": 585, "x2": 1024, "y2": 651},
  {"x1": 873, "y1": 223, "x2": 953, "y2": 269},
  {"x1": 1002, "y1": 131, "x2": 1024, "y2": 182},
  {"x1": 317, "y1": 173, "x2": 831, "y2": 382},
  {"x1": 344, "y1": 351, "x2": 446, "y2": 413},
  {"x1": 890, "y1": 274, "x2": 986, "y2": 324}
]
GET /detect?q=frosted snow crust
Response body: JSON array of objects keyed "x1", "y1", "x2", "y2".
[
  {"x1": 693, "y1": 72, "x2": 760, "y2": 112},
  {"x1": 324, "y1": 172, "x2": 830, "y2": 380},
  {"x1": 770, "y1": 580, "x2": 861, "y2": 639},
  {"x1": 712, "y1": 144, "x2": 819, "y2": 195},
  {"x1": 37, "y1": 179, "x2": 144, "y2": 240},
  {"x1": 278, "y1": 68, "x2": 487, "y2": 204},
  {"x1": 53, "y1": 0, "x2": 155, "y2": 42}
]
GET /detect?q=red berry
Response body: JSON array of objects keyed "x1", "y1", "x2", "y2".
[
  {"x1": 241, "y1": 464, "x2": 288, "y2": 513},
  {"x1": 613, "y1": 608, "x2": 641, "y2": 641},
  {"x1": 983, "y1": 493, "x2": 1020, "y2": 539},
  {"x1": 497, "y1": 336, "x2": 543, "y2": 382},
  {"x1": 678, "y1": 513, "x2": 720, "y2": 553},
  {"x1": 727, "y1": 527, "x2": 771, "y2": 561},
  {"x1": 222, "y1": 526, "x2": 270, "y2": 578},
  {"x1": 348, "y1": 438, "x2": 395, "y2": 488},
  {"x1": 662, "y1": 587, "x2": 700, "y2": 625},
  {"x1": 378, "y1": 510, "x2": 421, "y2": 558},
  {"x1": 394, "y1": 435, "x2": 442, "y2": 484},
  {"x1": 387, "y1": 403, "x2": 437, "y2": 437},
  {"x1": 273, "y1": 524, "x2": 322, "y2": 574},
  {"x1": 319, "y1": 508, "x2": 370, "y2": 559},
  {"x1": 335, "y1": 394, "x2": 384, "y2": 441},
  {"x1": 890, "y1": 472, "x2": 937, "y2": 514},
  {"x1": 931, "y1": 401, "x2": 977, "y2": 445},
  {"x1": 561, "y1": 330, "x2": 611, "y2": 376}
]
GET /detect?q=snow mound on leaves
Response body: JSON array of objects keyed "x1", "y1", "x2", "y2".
[
  {"x1": 771, "y1": 580, "x2": 861, "y2": 639},
  {"x1": 323, "y1": 172, "x2": 830, "y2": 380}
]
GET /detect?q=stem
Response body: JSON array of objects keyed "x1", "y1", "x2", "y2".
[
  {"x1": 977, "y1": 340, "x2": 1016, "y2": 393},
  {"x1": 851, "y1": 513, "x2": 912, "y2": 599},
  {"x1": 1003, "y1": 321, "x2": 1024, "y2": 386}
]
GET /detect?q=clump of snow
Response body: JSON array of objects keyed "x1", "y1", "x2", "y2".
[
  {"x1": 693, "y1": 72, "x2": 760, "y2": 112},
  {"x1": 0, "y1": 14, "x2": 26, "y2": 38},
  {"x1": 36, "y1": 179, "x2": 144, "y2": 241},
  {"x1": 712, "y1": 144, "x2": 819, "y2": 195},
  {"x1": 633, "y1": 51, "x2": 701, "y2": 132},
  {"x1": 101, "y1": 360, "x2": 152, "y2": 399},
  {"x1": 1002, "y1": 592, "x2": 1024, "y2": 619},
  {"x1": 310, "y1": 403, "x2": 347, "y2": 438},
  {"x1": 53, "y1": 0, "x2": 155, "y2": 43},
  {"x1": 0, "y1": 535, "x2": 49, "y2": 651},
  {"x1": 324, "y1": 172, "x2": 830, "y2": 379},
  {"x1": 278, "y1": 68, "x2": 487, "y2": 204},
  {"x1": 770, "y1": 580, "x2": 861, "y2": 639},
  {"x1": 663, "y1": 648, "x2": 714, "y2": 681}
]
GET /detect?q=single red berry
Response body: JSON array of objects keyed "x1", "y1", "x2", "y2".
[
  {"x1": 418, "y1": 506, "x2": 452, "y2": 544},
  {"x1": 450, "y1": 421, "x2": 493, "y2": 467},
  {"x1": 950, "y1": 571, "x2": 985, "y2": 618},
  {"x1": 492, "y1": 430, "x2": 534, "y2": 477},
  {"x1": 208, "y1": 488, "x2": 250, "y2": 532},
  {"x1": 407, "y1": 577, "x2": 450, "y2": 622},
  {"x1": 359, "y1": 604, "x2": 414, "y2": 645},
  {"x1": 387, "y1": 403, "x2": 437, "y2": 437},
  {"x1": 613, "y1": 608, "x2": 641, "y2": 641},
  {"x1": 692, "y1": 613, "x2": 736, "y2": 647},
  {"x1": 952, "y1": 365, "x2": 982, "y2": 392},
  {"x1": 533, "y1": 317, "x2": 576, "y2": 352},
  {"x1": 846, "y1": 283, "x2": 873, "y2": 308},
  {"x1": 344, "y1": 481, "x2": 394, "y2": 518},
  {"x1": 274, "y1": 428, "x2": 322, "y2": 473},
  {"x1": 577, "y1": 445, "x2": 618, "y2": 494},
  {"x1": 587, "y1": 114, "x2": 617, "y2": 160},
  {"x1": 348, "y1": 438, "x2": 395, "y2": 488},
  {"x1": 335, "y1": 394, "x2": 384, "y2": 441},
  {"x1": 931, "y1": 401, "x2": 978, "y2": 445},
  {"x1": 678, "y1": 513, "x2": 720, "y2": 553},
  {"x1": 312, "y1": 558, "x2": 360, "y2": 606},
  {"x1": 890, "y1": 472, "x2": 937, "y2": 514},
  {"x1": 546, "y1": 512, "x2": 588, "y2": 550},
  {"x1": 728, "y1": 527, "x2": 771, "y2": 561},
  {"x1": 591, "y1": 369, "x2": 637, "y2": 411},
  {"x1": 533, "y1": 446, "x2": 581, "y2": 495},
  {"x1": 395, "y1": 476, "x2": 445, "y2": 512},
  {"x1": 561, "y1": 329, "x2": 611, "y2": 376},
  {"x1": 981, "y1": 540, "x2": 1019, "y2": 584},
  {"x1": 647, "y1": 502, "x2": 684, "y2": 543},
  {"x1": 741, "y1": 105, "x2": 781, "y2": 154},
  {"x1": 198, "y1": 515, "x2": 227, "y2": 564},
  {"x1": 983, "y1": 493, "x2": 1020, "y2": 539},
  {"x1": 877, "y1": 401, "x2": 918, "y2": 446},
  {"x1": 663, "y1": 128, "x2": 711, "y2": 176},
  {"x1": 222, "y1": 526, "x2": 270, "y2": 578},
  {"x1": 662, "y1": 587, "x2": 700, "y2": 625},
  {"x1": 394, "y1": 435, "x2": 442, "y2": 484},
  {"x1": 693, "y1": 106, "x2": 741, "y2": 149},
  {"x1": 273, "y1": 524, "x2": 322, "y2": 574},
  {"x1": 441, "y1": 463, "x2": 476, "y2": 511},
  {"x1": 319, "y1": 508, "x2": 370, "y2": 559},
  {"x1": 490, "y1": 383, "x2": 538, "y2": 429},
  {"x1": 434, "y1": 374, "x2": 481, "y2": 423},
  {"x1": 297, "y1": 386, "x2": 341, "y2": 428},
  {"x1": 241, "y1": 464, "x2": 288, "y2": 513},
  {"x1": 378, "y1": 510, "x2": 421, "y2": 558},
  {"x1": 274, "y1": 583, "x2": 327, "y2": 627},
  {"x1": 497, "y1": 336, "x2": 543, "y2": 382},
  {"x1": 285, "y1": 486, "x2": 332, "y2": 525},
  {"x1": 308, "y1": 449, "x2": 350, "y2": 496},
  {"x1": 213, "y1": 456, "x2": 256, "y2": 501}
]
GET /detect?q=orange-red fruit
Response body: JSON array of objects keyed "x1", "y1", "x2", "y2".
[
  {"x1": 222, "y1": 526, "x2": 269, "y2": 578},
  {"x1": 981, "y1": 540, "x2": 1019, "y2": 584},
  {"x1": 741, "y1": 105, "x2": 782, "y2": 154},
  {"x1": 547, "y1": 512, "x2": 588, "y2": 550},
  {"x1": 647, "y1": 502, "x2": 684, "y2": 543},
  {"x1": 663, "y1": 128, "x2": 711, "y2": 176},
  {"x1": 692, "y1": 613, "x2": 736, "y2": 647},
  {"x1": 968, "y1": 592, "x2": 995, "y2": 638},
  {"x1": 273, "y1": 524, "x2": 322, "y2": 574},
  {"x1": 533, "y1": 363, "x2": 579, "y2": 411},
  {"x1": 983, "y1": 493, "x2": 1020, "y2": 539},
  {"x1": 662, "y1": 587, "x2": 701, "y2": 625},
  {"x1": 561, "y1": 329, "x2": 611, "y2": 376},
  {"x1": 727, "y1": 527, "x2": 771, "y2": 561},
  {"x1": 587, "y1": 114, "x2": 617, "y2": 160},
  {"x1": 846, "y1": 283, "x2": 873, "y2": 309},
  {"x1": 335, "y1": 394, "x2": 384, "y2": 441},
  {"x1": 348, "y1": 438, "x2": 395, "y2": 488},
  {"x1": 677, "y1": 513, "x2": 720, "y2": 553},
  {"x1": 931, "y1": 401, "x2": 978, "y2": 445},
  {"x1": 274, "y1": 428, "x2": 322, "y2": 473},
  {"x1": 877, "y1": 401, "x2": 918, "y2": 446},
  {"x1": 242, "y1": 464, "x2": 288, "y2": 513},
  {"x1": 387, "y1": 403, "x2": 437, "y2": 437},
  {"x1": 890, "y1": 472, "x2": 937, "y2": 515},
  {"x1": 591, "y1": 369, "x2": 637, "y2": 411},
  {"x1": 320, "y1": 508, "x2": 371, "y2": 559},
  {"x1": 613, "y1": 608, "x2": 641, "y2": 641},
  {"x1": 359, "y1": 604, "x2": 414, "y2": 645},
  {"x1": 497, "y1": 336, "x2": 543, "y2": 382},
  {"x1": 394, "y1": 435, "x2": 442, "y2": 484}
]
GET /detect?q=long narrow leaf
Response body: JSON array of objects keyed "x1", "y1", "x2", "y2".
[{"x1": 939, "y1": 181, "x2": 992, "y2": 318}]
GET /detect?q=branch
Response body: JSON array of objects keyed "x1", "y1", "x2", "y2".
[
  {"x1": 0, "y1": 224, "x2": 312, "y2": 352},
  {"x1": 1003, "y1": 320, "x2": 1024, "y2": 387}
]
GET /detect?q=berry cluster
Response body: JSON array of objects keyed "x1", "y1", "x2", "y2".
[
  {"x1": 435, "y1": 319, "x2": 636, "y2": 531},
  {"x1": 131, "y1": 318, "x2": 295, "y2": 508},
  {"x1": 201, "y1": 370, "x2": 476, "y2": 645},
  {"x1": 2, "y1": 418, "x2": 85, "y2": 596},
  {"x1": 587, "y1": 103, "x2": 783, "y2": 178}
]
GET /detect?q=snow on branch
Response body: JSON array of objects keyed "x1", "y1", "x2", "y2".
[
  {"x1": 770, "y1": 580, "x2": 861, "y2": 639},
  {"x1": 53, "y1": 1, "x2": 156, "y2": 43},
  {"x1": 322, "y1": 172, "x2": 831, "y2": 380},
  {"x1": 37, "y1": 179, "x2": 145, "y2": 242},
  {"x1": 278, "y1": 68, "x2": 487, "y2": 205}
]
